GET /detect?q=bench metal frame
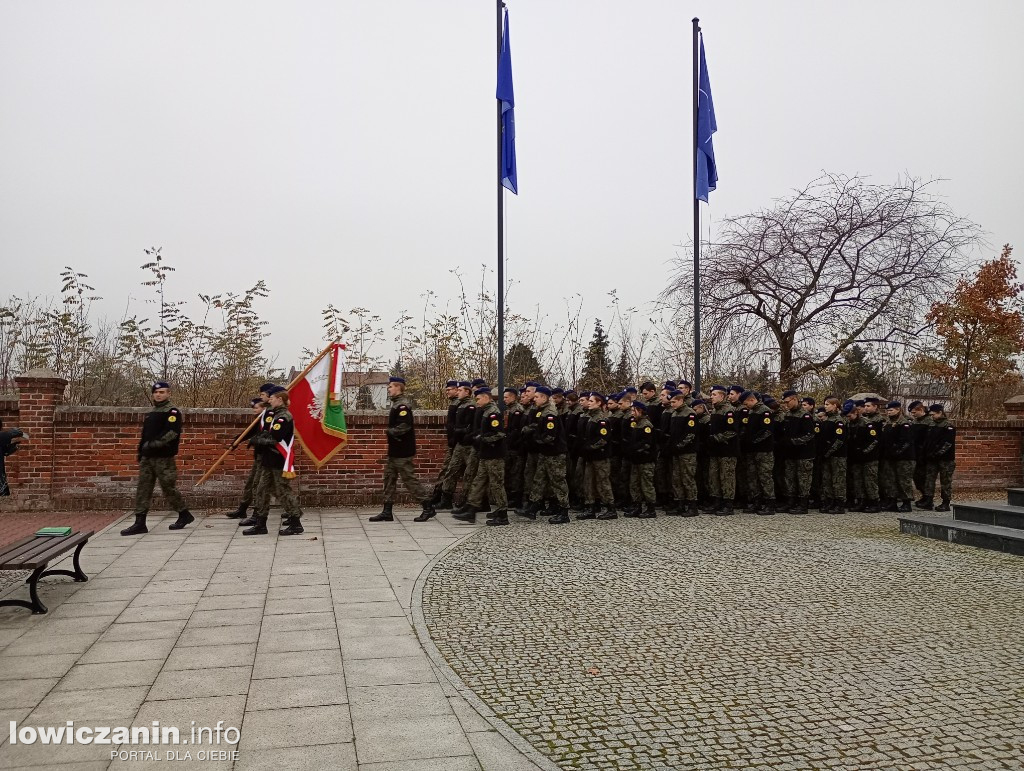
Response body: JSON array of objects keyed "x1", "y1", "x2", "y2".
[{"x1": 0, "y1": 532, "x2": 93, "y2": 614}]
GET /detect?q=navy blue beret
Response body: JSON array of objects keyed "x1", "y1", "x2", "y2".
[
  {"x1": 474, "y1": 387, "x2": 492, "y2": 396},
  {"x1": 740, "y1": 391, "x2": 755, "y2": 402},
  {"x1": 389, "y1": 376, "x2": 406, "y2": 385},
  {"x1": 152, "y1": 381, "x2": 171, "y2": 392},
  {"x1": 886, "y1": 400, "x2": 901, "y2": 409},
  {"x1": 782, "y1": 389, "x2": 798, "y2": 399},
  {"x1": 258, "y1": 382, "x2": 276, "y2": 393},
  {"x1": 445, "y1": 379, "x2": 459, "y2": 388},
  {"x1": 928, "y1": 403, "x2": 945, "y2": 413},
  {"x1": 632, "y1": 400, "x2": 647, "y2": 411},
  {"x1": 802, "y1": 396, "x2": 816, "y2": 406},
  {"x1": 535, "y1": 385, "x2": 552, "y2": 396},
  {"x1": 710, "y1": 384, "x2": 727, "y2": 393}
]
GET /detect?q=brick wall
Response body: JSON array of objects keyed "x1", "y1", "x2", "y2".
[{"x1": 1, "y1": 371, "x2": 1023, "y2": 512}]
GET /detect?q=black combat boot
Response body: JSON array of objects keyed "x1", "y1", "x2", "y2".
[
  {"x1": 435, "y1": 492, "x2": 455, "y2": 511},
  {"x1": 485, "y1": 508, "x2": 510, "y2": 526},
  {"x1": 597, "y1": 504, "x2": 618, "y2": 520},
  {"x1": 896, "y1": 499, "x2": 912, "y2": 513},
  {"x1": 169, "y1": 509, "x2": 195, "y2": 530},
  {"x1": 884, "y1": 498, "x2": 900, "y2": 512},
  {"x1": 934, "y1": 497, "x2": 951, "y2": 512},
  {"x1": 570, "y1": 498, "x2": 587, "y2": 514},
  {"x1": 700, "y1": 496, "x2": 719, "y2": 515},
  {"x1": 665, "y1": 499, "x2": 684, "y2": 516},
  {"x1": 864, "y1": 499, "x2": 881, "y2": 513},
  {"x1": 757, "y1": 499, "x2": 776, "y2": 516},
  {"x1": 743, "y1": 497, "x2": 759, "y2": 514},
  {"x1": 517, "y1": 500, "x2": 539, "y2": 520},
  {"x1": 450, "y1": 499, "x2": 470, "y2": 516},
  {"x1": 819, "y1": 498, "x2": 833, "y2": 514},
  {"x1": 120, "y1": 512, "x2": 148, "y2": 537},
  {"x1": 414, "y1": 499, "x2": 438, "y2": 522},
  {"x1": 681, "y1": 500, "x2": 700, "y2": 517},
  {"x1": 622, "y1": 502, "x2": 640, "y2": 518},
  {"x1": 580, "y1": 503, "x2": 599, "y2": 520},
  {"x1": 638, "y1": 503, "x2": 657, "y2": 519},
  {"x1": 227, "y1": 503, "x2": 248, "y2": 519},
  {"x1": 243, "y1": 516, "x2": 268, "y2": 536},
  {"x1": 279, "y1": 516, "x2": 304, "y2": 536},
  {"x1": 427, "y1": 485, "x2": 443, "y2": 507},
  {"x1": 915, "y1": 497, "x2": 934, "y2": 511},
  {"x1": 239, "y1": 515, "x2": 257, "y2": 527},
  {"x1": 714, "y1": 499, "x2": 735, "y2": 516},
  {"x1": 452, "y1": 505, "x2": 477, "y2": 524},
  {"x1": 792, "y1": 497, "x2": 809, "y2": 515},
  {"x1": 832, "y1": 500, "x2": 846, "y2": 515},
  {"x1": 548, "y1": 507, "x2": 570, "y2": 525},
  {"x1": 369, "y1": 502, "x2": 395, "y2": 522}
]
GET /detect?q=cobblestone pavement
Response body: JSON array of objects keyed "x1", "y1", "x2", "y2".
[{"x1": 421, "y1": 512, "x2": 1024, "y2": 770}]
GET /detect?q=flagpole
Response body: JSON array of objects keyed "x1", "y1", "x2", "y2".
[
  {"x1": 692, "y1": 17, "x2": 702, "y2": 395},
  {"x1": 496, "y1": 0, "x2": 506, "y2": 407}
]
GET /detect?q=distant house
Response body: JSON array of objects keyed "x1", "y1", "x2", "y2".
[{"x1": 893, "y1": 381, "x2": 953, "y2": 412}]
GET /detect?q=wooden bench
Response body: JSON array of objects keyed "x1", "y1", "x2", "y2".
[{"x1": 0, "y1": 531, "x2": 93, "y2": 614}]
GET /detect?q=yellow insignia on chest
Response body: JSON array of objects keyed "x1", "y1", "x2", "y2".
[
  {"x1": 869, "y1": 429, "x2": 876, "y2": 436},
  {"x1": 742, "y1": 417, "x2": 748, "y2": 424},
  {"x1": 399, "y1": 410, "x2": 408, "y2": 417},
  {"x1": 814, "y1": 426, "x2": 820, "y2": 433},
  {"x1": 546, "y1": 422, "x2": 555, "y2": 429},
  {"x1": 689, "y1": 420, "x2": 695, "y2": 427},
  {"x1": 630, "y1": 421, "x2": 637, "y2": 428},
  {"x1": 599, "y1": 428, "x2": 608, "y2": 435},
  {"x1": 644, "y1": 426, "x2": 652, "y2": 433},
  {"x1": 763, "y1": 417, "x2": 771, "y2": 424},
  {"x1": 167, "y1": 415, "x2": 177, "y2": 423},
  {"x1": 272, "y1": 424, "x2": 280, "y2": 430},
  {"x1": 836, "y1": 428, "x2": 843, "y2": 434},
  {"x1": 727, "y1": 417, "x2": 734, "y2": 424},
  {"x1": 490, "y1": 419, "x2": 499, "y2": 427}
]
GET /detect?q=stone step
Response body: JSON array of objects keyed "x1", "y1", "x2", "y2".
[
  {"x1": 1006, "y1": 488, "x2": 1024, "y2": 507},
  {"x1": 952, "y1": 501, "x2": 1024, "y2": 530},
  {"x1": 899, "y1": 514, "x2": 1024, "y2": 556}
]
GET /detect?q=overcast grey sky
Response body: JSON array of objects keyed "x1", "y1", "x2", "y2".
[{"x1": 2, "y1": 0, "x2": 1022, "y2": 370}]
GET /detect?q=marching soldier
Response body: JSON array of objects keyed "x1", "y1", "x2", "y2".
[
  {"x1": 521, "y1": 386, "x2": 570, "y2": 524},
  {"x1": 369, "y1": 377, "x2": 436, "y2": 523},
  {"x1": 908, "y1": 400, "x2": 933, "y2": 503},
  {"x1": 703, "y1": 385, "x2": 739, "y2": 516},
  {"x1": 246, "y1": 386, "x2": 304, "y2": 536},
  {"x1": 625, "y1": 400, "x2": 657, "y2": 518},
  {"x1": 880, "y1": 400, "x2": 916, "y2": 513},
  {"x1": 820, "y1": 397, "x2": 849, "y2": 514},
  {"x1": 121, "y1": 381, "x2": 194, "y2": 536},
  {"x1": 740, "y1": 390, "x2": 776, "y2": 515},
  {"x1": 438, "y1": 381, "x2": 474, "y2": 510},
  {"x1": 917, "y1": 404, "x2": 956, "y2": 511},
  {"x1": 228, "y1": 393, "x2": 271, "y2": 520},
  {"x1": 431, "y1": 379, "x2": 461, "y2": 509},
  {"x1": 503, "y1": 387, "x2": 526, "y2": 508},
  {"x1": 780, "y1": 389, "x2": 816, "y2": 515},
  {"x1": 455, "y1": 387, "x2": 509, "y2": 526}
]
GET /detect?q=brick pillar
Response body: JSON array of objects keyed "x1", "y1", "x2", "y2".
[
  {"x1": 1005, "y1": 395, "x2": 1024, "y2": 421},
  {"x1": 13, "y1": 368, "x2": 68, "y2": 509}
]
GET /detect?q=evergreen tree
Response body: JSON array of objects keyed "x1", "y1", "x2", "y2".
[
  {"x1": 613, "y1": 348, "x2": 631, "y2": 388},
  {"x1": 579, "y1": 321, "x2": 614, "y2": 392},
  {"x1": 504, "y1": 342, "x2": 545, "y2": 386},
  {"x1": 831, "y1": 344, "x2": 888, "y2": 397}
]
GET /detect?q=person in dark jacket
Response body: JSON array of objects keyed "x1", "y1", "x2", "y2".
[
  {"x1": 908, "y1": 400, "x2": 933, "y2": 504},
  {"x1": 247, "y1": 386, "x2": 304, "y2": 536},
  {"x1": 519, "y1": 386, "x2": 570, "y2": 524},
  {"x1": 580, "y1": 393, "x2": 616, "y2": 520},
  {"x1": 820, "y1": 398, "x2": 850, "y2": 514},
  {"x1": 880, "y1": 400, "x2": 916, "y2": 513},
  {"x1": 503, "y1": 387, "x2": 526, "y2": 508},
  {"x1": 666, "y1": 390, "x2": 699, "y2": 517},
  {"x1": 779, "y1": 390, "x2": 816, "y2": 515},
  {"x1": 370, "y1": 377, "x2": 436, "y2": 523},
  {"x1": 429, "y1": 379, "x2": 461, "y2": 509},
  {"x1": 917, "y1": 404, "x2": 956, "y2": 512},
  {"x1": 121, "y1": 381, "x2": 194, "y2": 536},
  {"x1": 456, "y1": 387, "x2": 508, "y2": 526},
  {"x1": 625, "y1": 401, "x2": 658, "y2": 518},
  {"x1": 0, "y1": 420, "x2": 28, "y2": 497},
  {"x1": 228, "y1": 390, "x2": 273, "y2": 521},
  {"x1": 703, "y1": 385, "x2": 739, "y2": 516},
  {"x1": 740, "y1": 391, "x2": 776, "y2": 515}
]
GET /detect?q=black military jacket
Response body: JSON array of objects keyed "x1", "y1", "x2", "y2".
[
  {"x1": 139, "y1": 402, "x2": 183, "y2": 458},
  {"x1": 386, "y1": 396, "x2": 416, "y2": 458},
  {"x1": 475, "y1": 402, "x2": 506, "y2": 460},
  {"x1": 668, "y1": 407, "x2": 699, "y2": 456}
]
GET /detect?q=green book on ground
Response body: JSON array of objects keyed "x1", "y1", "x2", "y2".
[{"x1": 35, "y1": 527, "x2": 72, "y2": 536}]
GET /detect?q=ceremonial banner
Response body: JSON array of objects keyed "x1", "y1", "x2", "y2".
[
  {"x1": 289, "y1": 342, "x2": 349, "y2": 468},
  {"x1": 696, "y1": 35, "x2": 718, "y2": 202},
  {"x1": 497, "y1": 8, "x2": 517, "y2": 194}
]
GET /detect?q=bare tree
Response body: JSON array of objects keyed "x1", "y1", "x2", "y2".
[{"x1": 663, "y1": 173, "x2": 979, "y2": 386}]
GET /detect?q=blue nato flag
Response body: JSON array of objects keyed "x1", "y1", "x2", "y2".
[
  {"x1": 497, "y1": 9, "x2": 517, "y2": 194},
  {"x1": 696, "y1": 36, "x2": 718, "y2": 202}
]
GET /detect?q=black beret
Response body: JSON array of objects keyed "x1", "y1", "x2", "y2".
[
  {"x1": 782, "y1": 389, "x2": 798, "y2": 399},
  {"x1": 928, "y1": 403, "x2": 945, "y2": 413},
  {"x1": 388, "y1": 376, "x2": 406, "y2": 384},
  {"x1": 535, "y1": 385, "x2": 552, "y2": 396},
  {"x1": 886, "y1": 400, "x2": 901, "y2": 409},
  {"x1": 152, "y1": 381, "x2": 171, "y2": 392}
]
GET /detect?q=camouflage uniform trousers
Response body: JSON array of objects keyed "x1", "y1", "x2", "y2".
[
  {"x1": 850, "y1": 460, "x2": 880, "y2": 501},
  {"x1": 708, "y1": 456, "x2": 737, "y2": 501},
  {"x1": 436, "y1": 445, "x2": 455, "y2": 486},
  {"x1": 504, "y1": 451, "x2": 524, "y2": 501},
  {"x1": 913, "y1": 461, "x2": 927, "y2": 497},
  {"x1": 240, "y1": 457, "x2": 262, "y2": 506},
  {"x1": 383, "y1": 456, "x2": 427, "y2": 502},
  {"x1": 821, "y1": 457, "x2": 847, "y2": 502},
  {"x1": 134, "y1": 456, "x2": 187, "y2": 514},
  {"x1": 880, "y1": 459, "x2": 915, "y2": 501},
  {"x1": 529, "y1": 454, "x2": 569, "y2": 507},
  {"x1": 523, "y1": 452, "x2": 539, "y2": 499},
  {"x1": 468, "y1": 458, "x2": 508, "y2": 510},
  {"x1": 255, "y1": 468, "x2": 302, "y2": 518},
  {"x1": 583, "y1": 459, "x2": 614, "y2": 505},
  {"x1": 784, "y1": 459, "x2": 814, "y2": 498},
  {"x1": 440, "y1": 444, "x2": 472, "y2": 495},
  {"x1": 670, "y1": 455, "x2": 698, "y2": 501},
  {"x1": 923, "y1": 460, "x2": 955, "y2": 501},
  {"x1": 744, "y1": 451, "x2": 775, "y2": 501},
  {"x1": 630, "y1": 462, "x2": 656, "y2": 505}
]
